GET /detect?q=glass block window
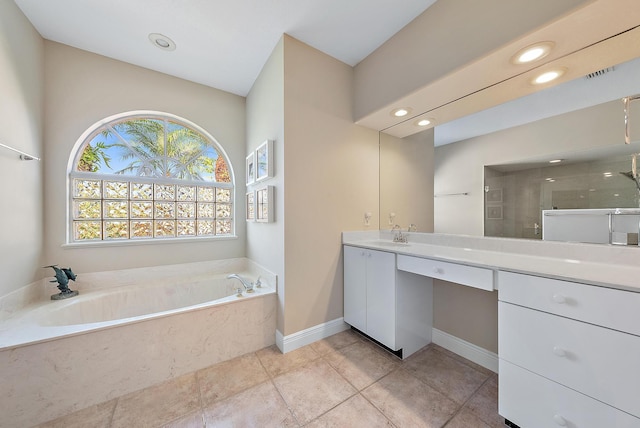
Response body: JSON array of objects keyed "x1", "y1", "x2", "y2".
[{"x1": 69, "y1": 112, "x2": 234, "y2": 243}]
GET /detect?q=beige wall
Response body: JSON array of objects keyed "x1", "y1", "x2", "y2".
[
  {"x1": 282, "y1": 36, "x2": 379, "y2": 336},
  {"x1": 0, "y1": 1, "x2": 44, "y2": 297},
  {"x1": 247, "y1": 36, "x2": 380, "y2": 337},
  {"x1": 43, "y1": 42, "x2": 246, "y2": 274},
  {"x1": 380, "y1": 130, "x2": 434, "y2": 232},
  {"x1": 246, "y1": 39, "x2": 286, "y2": 332},
  {"x1": 354, "y1": 0, "x2": 587, "y2": 121},
  {"x1": 432, "y1": 100, "x2": 626, "y2": 353}
]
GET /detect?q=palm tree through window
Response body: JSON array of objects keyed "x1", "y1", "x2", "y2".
[{"x1": 70, "y1": 113, "x2": 233, "y2": 242}]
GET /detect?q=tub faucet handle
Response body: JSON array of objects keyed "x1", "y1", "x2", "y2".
[{"x1": 255, "y1": 276, "x2": 262, "y2": 288}]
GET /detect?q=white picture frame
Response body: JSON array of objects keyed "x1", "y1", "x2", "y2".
[
  {"x1": 255, "y1": 140, "x2": 273, "y2": 182},
  {"x1": 246, "y1": 191, "x2": 255, "y2": 221},
  {"x1": 246, "y1": 153, "x2": 255, "y2": 185},
  {"x1": 256, "y1": 185, "x2": 274, "y2": 223}
]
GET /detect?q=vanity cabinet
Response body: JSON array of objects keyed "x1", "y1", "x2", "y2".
[
  {"x1": 498, "y1": 271, "x2": 640, "y2": 427},
  {"x1": 344, "y1": 245, "x2": 397, "y2": 348},
  {"x1": 343, "y1": 245, "x2": 432, "y2": 357}
]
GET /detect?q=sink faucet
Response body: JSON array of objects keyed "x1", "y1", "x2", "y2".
[
  {"x1": 227, "y1": 274, "x2": 255, "y2": 293},
  {"x1": 392, "y1": 224, "x2": 408, "y2": 243}
]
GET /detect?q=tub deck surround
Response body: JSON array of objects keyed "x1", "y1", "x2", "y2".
[
  {"x1": 0, "y1": 258, "x2": 278, "y2": 427},
  {"x1": 0, "y1": 258, "x2": 276, "y2": 350},
  {"x1": 342, "y1": 230, "x2": 640, "y2": 292},
  {"x1": 0, "y1": 257, "x2": 276, "y2": 320}
]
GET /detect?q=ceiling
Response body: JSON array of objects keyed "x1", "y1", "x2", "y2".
[{"x1": 14, "y1": 0, "x2": 435, "y2": 97}]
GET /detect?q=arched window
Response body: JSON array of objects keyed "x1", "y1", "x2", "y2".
[{"x1": 69, "y1": 112, "x2": 234, "y2": 243}]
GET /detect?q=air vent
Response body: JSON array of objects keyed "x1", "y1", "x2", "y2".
[{"x1": 585, "y1": 67, "x2": 615, "y2": 79}]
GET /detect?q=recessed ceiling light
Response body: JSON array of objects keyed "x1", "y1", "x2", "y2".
[
  {"x1": 511, "y1": 42, "x2": 554, "y2": 65},
  {"x1": 149, "y1": 33, "x2": 176, "y2": 51},
  {"x1": 549, "y1": 159, "x2": 563, "y2": 164},
  {"x1": 415, "y1": 118, "x2": 433, "y2": 127},
  {"x1": 391, "y1": 108, "x2": 411, "y2": 117},
  {"x1": 532, "y1": 68, "x2": 566, "y2": 85}
]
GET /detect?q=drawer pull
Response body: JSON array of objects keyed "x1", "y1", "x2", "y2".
[
  {"x1": 553, "y1": 414, "x2": 567, "y2": 426},
  {"x1": 552, "y1": 346, "x2": 566, "y2": 357},
  {"x1": 552, "y1": 294, "x2": 566, "y2": 304}
]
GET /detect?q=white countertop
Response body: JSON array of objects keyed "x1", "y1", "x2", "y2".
[{"x1": 342, "y1": 231, "x2": 640, "y2": 293}]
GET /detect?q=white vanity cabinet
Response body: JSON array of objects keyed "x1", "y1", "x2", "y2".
[
  {"x1": 343, "y1": 245, "x2": 432, "y2": 357},
  {"x1": 498, "y1": 271, "x2": 640, "y2": 427},
  {"x1": 344, "y1": 245, "x2": 396, "y2": 348}
]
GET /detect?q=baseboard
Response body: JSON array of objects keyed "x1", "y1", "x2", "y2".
[
  {"x1": 276, "y1": 318, "x2": 350, "y2": 353},
  {"x1": 432, "y1": 328, "x2": 498, "y2": 373},
  {"x1": 274, "y1": 321, "x2": 499, "y2": 373}
]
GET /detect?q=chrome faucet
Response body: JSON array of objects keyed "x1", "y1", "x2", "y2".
[
  {"x1": 227, "y1": 274, "x2": 255, "y2": 293},
  {"x1": 408, "y1": 224, "x2": 417, "y2": 232},
  {"x1": 392, "y1": 224, "x2": 408, "y2": 243}
]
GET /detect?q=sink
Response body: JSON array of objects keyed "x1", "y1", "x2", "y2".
[{"x1": 366, "y1": 240, "x2": 411, "y2": 248}]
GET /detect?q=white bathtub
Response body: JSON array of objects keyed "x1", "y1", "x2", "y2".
[
  {"x1": 39, "y1": 272, "x2": 269, "y2": 327},
  {"x1": 0, "y1": 258, "x2": 277, "y2": 427}
]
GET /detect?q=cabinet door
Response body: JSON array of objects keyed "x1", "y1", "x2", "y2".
[
  {"x1": 344, "y1": 246, "x2": 367, "y2": 332},
  {"x1": 366, "y1": 249, "x2": 397, "y2": 350}
]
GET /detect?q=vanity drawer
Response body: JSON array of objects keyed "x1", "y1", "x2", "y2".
[
  {"x1": 397, "y1": 255, "x2": 493, "y2": 291},
  {"x1": 499, "y1": 360, "x2": 640, "y2": 428},
  {"x1": 499, "y1": 302, "x2": 640, "y2": 417},
  {"x1": 498, "y1": 270, "x2": 640, "y2": 336}
]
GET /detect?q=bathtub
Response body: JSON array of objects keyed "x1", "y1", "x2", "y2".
[{"x1": 0, "y1": 258, "x2": 277, "y2": 428}]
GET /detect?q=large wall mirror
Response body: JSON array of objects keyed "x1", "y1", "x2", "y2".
[{"x1": 379, "y1": 55, "x2": 640, "y2": 240}]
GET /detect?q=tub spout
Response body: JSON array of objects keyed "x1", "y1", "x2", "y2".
[{"x1": 227, "y1": 274, "x2": 254, "y2": 293}]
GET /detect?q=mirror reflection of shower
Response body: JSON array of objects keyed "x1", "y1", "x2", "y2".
[{"x1": 484, "y1": 152, "x2": 640, "y2": 239}]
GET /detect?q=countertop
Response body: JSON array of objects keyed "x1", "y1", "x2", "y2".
[{"x1": 342, "y1": 231, "x2": 640, "y2": 293}]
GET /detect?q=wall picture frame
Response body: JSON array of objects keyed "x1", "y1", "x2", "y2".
[
  {"x1": 246, "y1": 191, "x2": 255, "y2": 221},
  {"x1": 255, "y1": 140, "x2": 273, "y2": 182},
  {"x1": 485, "y1": 188, "x2": 503, "y2": 203},
  {"x1": 256, "y1": 185, "x2": 274, "y2": 223},
  {"x1": 246, "y1": 153, "x2": 255, "y2": 185},
  {"x1": 486, "y1": 205, "x2": 503, "y2": 220}
]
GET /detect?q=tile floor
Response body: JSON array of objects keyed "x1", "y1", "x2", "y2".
[{"x1": 38, "y1": 329, "x2": 504, "y2": 428}]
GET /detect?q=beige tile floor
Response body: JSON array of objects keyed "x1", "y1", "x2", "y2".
[{"x1": 38, "y1": 329, "x2": 504, "y2": 428}]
